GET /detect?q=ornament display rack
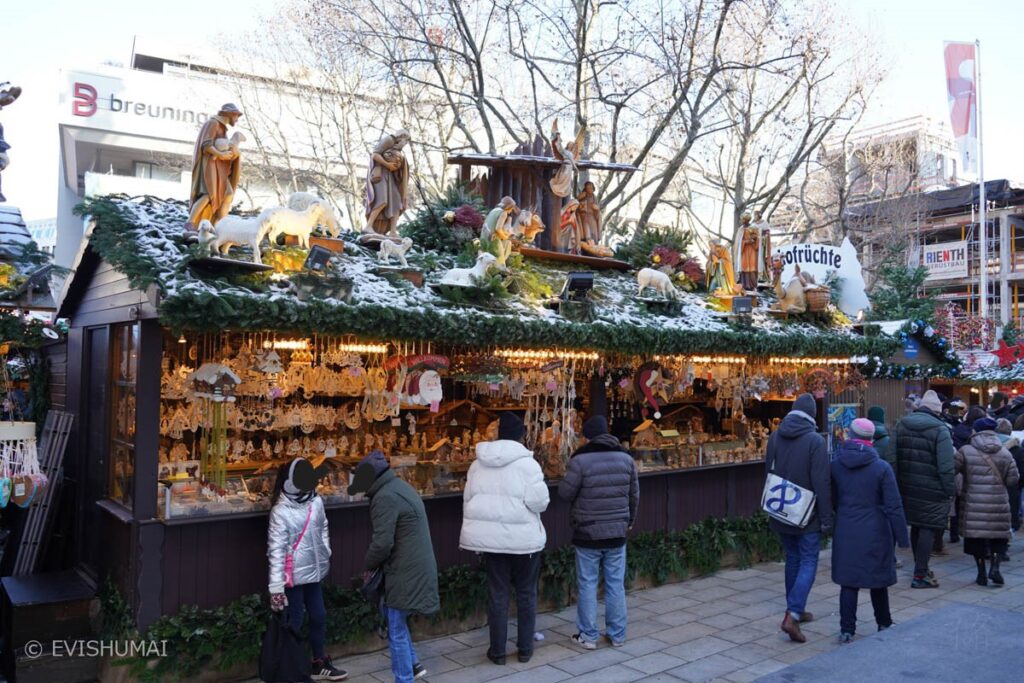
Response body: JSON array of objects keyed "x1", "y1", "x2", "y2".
[{"x1": 157, "y1": 328, "x2": 865, "y2": 520}]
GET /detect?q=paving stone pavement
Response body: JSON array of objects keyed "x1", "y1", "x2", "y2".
[{"x1": 270, "y1": 541, "x2": 1024, "y2": 683}]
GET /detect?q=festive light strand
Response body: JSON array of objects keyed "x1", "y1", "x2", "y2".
[{"x1": 495, "y1": 348, "x2": 599, "y2": 361}]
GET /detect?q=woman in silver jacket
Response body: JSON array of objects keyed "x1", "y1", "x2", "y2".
[{"x1": 267, "y1": 458, "x2": 347, "y2": 681}]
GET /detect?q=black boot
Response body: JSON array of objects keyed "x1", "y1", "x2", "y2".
[
  {"x1": 989, "y1": 554, "x2": 1005, "y2": 586},
  {"x1": 976, "y1": 557, "x2": 988, "y2": 586}
]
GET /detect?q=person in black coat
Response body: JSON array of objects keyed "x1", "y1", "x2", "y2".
[
  {"x1": 764, "y1": 393, "x2": 832, "y2": 644},
  {"x1": 831, "y1": 419, "x2": 910, "y2": 643},
  {"x1": 558, "y1": 416, "x2": 639, "y2": 650}
]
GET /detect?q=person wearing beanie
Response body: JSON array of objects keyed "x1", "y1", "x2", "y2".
[
  {"x1": 559, "y1": 413, "x2": 638, "y2": 650},
  {"x1": 893, "y1": 388, "x2": 955, "y2": 589},
  {"x1": 867, "y1": 406, "x2": 892, "y2": 468},
  {"x1": 352, "y1": 450, "x2": 438, "y2": 683},
  {"x1": 267, "y1": 458, "x2": 348, "y2": 681},
  {"x1": 831, "y1": 418, "x2": 909, "y2": 644},
  {"x1": 459, "y1": 412, "x2": 549, "y2": 665},
  {"x1": 955, "y1": 417, "x2": 1020, "y2": 586},
  {"x1": 765, "y1": 393, "x2": 832, "y2": 643}
]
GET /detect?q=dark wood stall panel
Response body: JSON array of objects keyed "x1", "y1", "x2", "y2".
[{"x1": 157, "y1": 462, "x2": 765, "y2": 614}]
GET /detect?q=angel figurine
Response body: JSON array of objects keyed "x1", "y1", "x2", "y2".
[{"x1": 549, "y1": 120, "x2": 586, "y2": 198}]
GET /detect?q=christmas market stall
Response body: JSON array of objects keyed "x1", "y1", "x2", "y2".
[{"x1": 50, "y1": 192, "x2": 894, "y2": 631}]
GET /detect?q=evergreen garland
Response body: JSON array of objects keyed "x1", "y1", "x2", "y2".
[
  {"x1": 75, "y1": 195, "x2": 898, "y2": 360},
  {"x1": 158, "y1": 291, "x2": 895, "y2": 358},
  {"x1": 861, "y1": 319, "x2": 962, "y2": 379}
]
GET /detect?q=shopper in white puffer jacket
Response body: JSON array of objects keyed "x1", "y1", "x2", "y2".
[{"x1": 460, "y1": 412, "x2": 549, "y2": 666}]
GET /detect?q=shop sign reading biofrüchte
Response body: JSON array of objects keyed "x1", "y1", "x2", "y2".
[{"x1": 921, "y1": 241, "x2": 968, "y2": 281}]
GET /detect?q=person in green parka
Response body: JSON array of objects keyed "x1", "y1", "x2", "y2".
[
  {"x1": 893, "y1": 390, "x2": 955, "y2": 590},
  {"x1": 348, "y1": 450, "x2": 439, "y2": 683},
  {"x1": 868, "y1": 406, "x2": 892, "y2": 468}
]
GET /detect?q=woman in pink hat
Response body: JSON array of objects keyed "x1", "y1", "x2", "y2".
[{"x1": 830, "y1": 418, "x2": 910, "y2": 644}]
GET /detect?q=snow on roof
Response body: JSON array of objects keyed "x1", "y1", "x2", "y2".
[{"x1": 72, "y1": 195, "x2": 889, "y2": 357}]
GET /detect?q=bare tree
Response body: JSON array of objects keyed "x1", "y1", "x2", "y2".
[
  {"x1": 211, "y1": 0, "x2": 882, "y2": 239},
  {"x1": 685, "y1": 0, "x2": 883, "y2": 253}
]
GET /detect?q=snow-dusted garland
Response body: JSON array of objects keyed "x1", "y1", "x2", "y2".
[
  {"x1": 75, "y1": 195, "x2": 898, "y2": 359},
  {"x1": 861, "y1": 319, "x2": 962, "y2": 379}
]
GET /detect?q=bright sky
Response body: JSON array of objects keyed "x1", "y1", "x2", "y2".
[{"x1": 1, "y1": 0, "x2": 1022, "y2": 222}]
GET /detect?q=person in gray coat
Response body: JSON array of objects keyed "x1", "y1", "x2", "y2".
[
  {"x1": 558, "y1": 416, "x2": 639, "y2": 650},
  {"x1": 956, "y1": 418, "x2": 1021, "y2": 586},
  {"x1": 765, "y1": 393, "x2": 832, "y2": 644}
]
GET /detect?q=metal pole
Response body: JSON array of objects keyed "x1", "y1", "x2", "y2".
[{"x1": 977, "y1": 39, "x2": 988, "y2": 319}]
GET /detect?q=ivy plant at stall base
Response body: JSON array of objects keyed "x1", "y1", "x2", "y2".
[{"x1": 104, "y1": 512, "x2": 783, "y2": 681}]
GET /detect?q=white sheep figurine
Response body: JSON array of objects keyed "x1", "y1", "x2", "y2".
[
  {"x1": 198, "y1": 211, "x2": 273, "y2": 264},
  {"x1": 378, "y1": 237, "x2": 414, "y2": 267},
  {"x1": 440, "y1": 252, "x2": 497, "y2": 287},
  {"x1": 264, "y1": 203, "x2": 332, "y2": 250},
  {"x1": 637, "y1": 267, "x2": 679, "y2": 300},
  {"x1": 286, "y1": 192, "x2": 341, "y2": 237}
]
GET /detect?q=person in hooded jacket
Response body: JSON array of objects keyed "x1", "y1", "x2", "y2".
[
  {"x1": 867, "y1": 406, "x2": 892, "y2": 467},
  {"x1": 831, "y1": 419, "x2": 910, "y2": 644},
  {"x1": 956, "y1": 418, "x2": 1021, "y2": 586},
  {"x1": 559, "y1": 415, "x2": 639, "y2": 650},
  {"x1": 267, "y1": 458, "x2": 348, "y2": 682},
  {"x1": 348, "y1": 451, "x2": 439, "y2": 683},
  {"x1": 893, "y1": 389, "x2": 955, "y2": 588},
  {"x1": 459, "y1": 413, "x2": 550, "y2": 665},
  {"x1": 765, "y1": 393, "x2": 832, "y2": 644}
]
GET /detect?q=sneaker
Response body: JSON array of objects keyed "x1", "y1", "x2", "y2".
[
  {"x1": 604, "y1": 634, "x2": 625, "y2": 648},
  {"x1": 838, "y1": 632, "x2": 854, "y2": 644},
  {"x1": 312, "y1": 656, "x2": 348, "y2": 681},
  {"x1": 911, "y1": 575, "x2": 939, "y2": 589},
  {"x1": 895, "y1": 558, "x2": 904, "y2": 569},
  {"x1": 570, "y1": 633, "x2": 597, "y2": 650},
  {"x1": 413, "y1": 662, "x2": 427, "y2": 679}
]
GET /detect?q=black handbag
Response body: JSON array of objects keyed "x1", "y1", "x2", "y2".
[
  {"x1": 360, "y1": 568, "x2": 385, "y2": 604},
  {"x1": 258, "y1": 610, "x2": 311, "y2": 682}
]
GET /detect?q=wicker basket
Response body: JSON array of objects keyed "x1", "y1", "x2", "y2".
[{"x1": 805, "y1": 287, "x2": 830, "y2": 312}]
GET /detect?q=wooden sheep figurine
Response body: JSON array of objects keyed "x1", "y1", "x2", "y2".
[
  {"x1": 286, "y1": 191, "x2": 341, "y2": 237},
  {"x1": 378, "y1": 237, "x2": 414, "y2": 267},
  {"x1": 637, "y1": 267, "x2": 679, "y2": 300},
  {"x1": 264, "y1": 203, "x2": 333, "y2": 250},
  {"x1": 440, "y1": 252, "x2": 497, "y2": 286},
  {"x1": 198, "y1": 212, "x2": 273, "y2": 264}
]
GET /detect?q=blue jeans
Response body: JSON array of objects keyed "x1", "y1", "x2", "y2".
[
  {"x1": 779, "y1": 532, "x2": 820, "y2": 617},
  {"x1": 574, "y1": 545, "x2": 627, "y2": 643},
  {"x1": 284, "y1": 582, "x2": 326, "y2": 660},
  {"x1": 386, "y1": 606, "x2": 419, "y2": 683}
]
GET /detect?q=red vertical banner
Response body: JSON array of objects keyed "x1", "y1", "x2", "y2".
[{"x1": 943, "y1": 42, "x2": 978, "y2": 174}]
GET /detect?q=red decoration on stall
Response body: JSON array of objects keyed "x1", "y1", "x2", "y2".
[{"x1": 992, "y1": 339, "x2": 1024, "y2": 367}]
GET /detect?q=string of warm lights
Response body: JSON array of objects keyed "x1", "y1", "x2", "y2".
[
  {"x1": 655, "y1": 355, "x2": 747, "y2": 364},
  {"x1": 261, "y1": 340, "x2": 390, "y2": 354},
  {"x1": 264, "y1": 339, "x2": 310, "y2": 350},
  {"x1": 495, "y1": 348, "x2": 600, "y2": 361},
  {"x1": 768, "y1": 357, "x2": 852, "y2": 365},
  {"x1": 329, "y1": 343, "x2": 389, "y2": 354}
]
